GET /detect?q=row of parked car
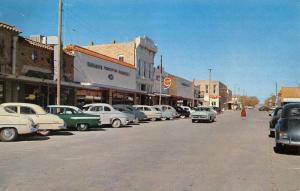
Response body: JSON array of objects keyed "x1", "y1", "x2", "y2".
[
  {"x1": 0, "y1": 102, "x2": 206, "y2": 142},
  {"x1": 268, "y1": 103, "x2": 300, "y2": 153}
]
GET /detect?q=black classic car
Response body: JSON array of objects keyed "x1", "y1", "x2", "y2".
[
  {"x1": 275, "y1": 103, "x2": 300, "y2": 152},
  {"x1": 173, "y1": 106, "x2": 190, "y2": 118}
]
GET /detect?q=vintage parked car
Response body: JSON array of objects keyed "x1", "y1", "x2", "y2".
[
  {"x1": 133, "y1": 105, "x2": 162, "y2": 121},
  {"x1": 113, "y1": 105, "x2": 137, "y2": 124},
  {"x1": 1, "y1": 103, "x2": 66, "y2": 136},
  {"x1": 154, "y1": 105, "x2": 178, "y2": 118},
  {"x1": 259, "y1": 105, "x2": 270, "y2": 111},
  {"x1": 0, "y1": 106, "x2": 38, "y2": 141},
  {"x1": 269, "y1": 106, "x2": 282, "y2": 137},
  {"x1": 113, "y1": 104, "x2": 146, "y2": 123},
  {"x1": 152, "y1": 106, "x2": 173, "y2": 120},
  {"x1": 191, "y1": 106, "x2": 217, "y2": 123},
  {"x1": 275, "y1": 103, "x2": 300, "y2": 152},
  {"x1": 83, "y1": 103, "x2": 128, "y2": 128},
  {"x1": 113, "y1": 104, "x2": 147, "y2": 122},
  {"x1": 181, "y1": 106, "x2": 195, "y2": 115},
  {"x1": 46, "y1": 105, "x2": 101, "y2": 131},
  {"x1": 173, "y1": 106, "x2": 190, "y2": 118}
]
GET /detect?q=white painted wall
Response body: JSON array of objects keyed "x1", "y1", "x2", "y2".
[{"x1": 73, "y1": 52, "x2": 136, "y2": 90}]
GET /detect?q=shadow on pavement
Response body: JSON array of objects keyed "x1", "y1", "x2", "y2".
[
  {"x1": 273, "y1": 147, "x2": 300, "y2": 156},
  {"x1": 87, "y1": 128, "x2": 107, "y2": 131},
  {"x1": 16, "y1": 135, "x2": 50, "y2": 142},
  {"x1": 49, "y1": 131, "x2": 74, "y2": 136}
]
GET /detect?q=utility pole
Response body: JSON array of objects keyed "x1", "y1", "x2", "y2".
[
  {"x1": 208, "y1": 68, "x2": 212, "y2": 107},
  {"x1": 159, "y1": 55, "x2": 162, "y2": 105},
  {"x1": 56, "y1": 0, "x2": 62, "y2": 105},
  {"x1": 275, "y1": 81, "x2": 278, "y2": 106}
]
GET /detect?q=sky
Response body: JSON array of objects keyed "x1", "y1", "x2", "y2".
[{"x1": 1, "y1": 0, "x2": 299, "y2": 102}]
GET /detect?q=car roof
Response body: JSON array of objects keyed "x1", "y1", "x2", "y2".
[
  {"x1": 48, "y1": 105, "x2": 80, "y2": 110},
  {"x1": 83, "y1": 103, "x2": 111, "y2": 107},
  {"x1": 1, "y1": 102, "x2": 46, "y2": 114}
]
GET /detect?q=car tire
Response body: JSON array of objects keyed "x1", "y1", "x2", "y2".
[
  {"x1": 274, "y1": 143, "x2": 284, "y2": 153},
  {"x1": 38, "y1": 130, "x2": 51, "y2": 136},
  {"x1": 0, "y1": 128, "x2": 18, "y2": 142},
  {"x1": 77, "y1": 123, "x2": 88, "y2": 131},
  {"x1": 209, "y1": 117, "x2": 213, "y2": 123},
  {"x1": 112, "y1": 119, "x2": 121, "y2": 128},
  {"x1": 180, "y1": 115, "x2": 186, "y2": 119}
]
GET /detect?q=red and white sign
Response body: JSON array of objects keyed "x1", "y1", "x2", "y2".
[{"x1": 163, "y1": 77, "x2": 172, "y2": 89}]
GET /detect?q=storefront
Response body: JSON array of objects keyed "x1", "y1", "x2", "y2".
[
  {"x1": 0, "y1": 75, "x2": 77, "y2": 108},
  {"x1": 65, "y1": 45, "x2": 141, "y2": 105}
]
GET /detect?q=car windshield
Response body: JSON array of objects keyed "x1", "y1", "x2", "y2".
[{"x1": 195, "y1": 107, "x2": 210, "y2": 112}]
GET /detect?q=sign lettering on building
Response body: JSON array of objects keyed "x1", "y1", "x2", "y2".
[{"x1": 87, "y1": 61, "x2": 130, "y2": 77}]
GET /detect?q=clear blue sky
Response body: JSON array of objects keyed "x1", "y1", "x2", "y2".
[{"x1": 1, "y1": 0, "x2": 299, "y2": 101}]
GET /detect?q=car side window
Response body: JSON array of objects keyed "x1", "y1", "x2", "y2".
[
  {"x1": 20, "y1": 107, "x2": 36, "y2": 114},
  {"x1": 144, "y1": 107, "x2": 151, "y2": 111},
  {"x1": 5, "y1": 106, "x2": 17, "y2": 113},
  {"x1": 104, "y1": 106, "x2": 111, "y2": 111},
  {"x1": 65, "y1": 108, "x2": 75, "y2": 115},
  {"x1": 51, "y1": 107, "x2": 64, "y2": 114},
  {"x1": 91, "y1": 106, "x2": 102, "y2": 112},
  {"x1": 135, "y1": 107, "x2": 142, "y2": 111}
]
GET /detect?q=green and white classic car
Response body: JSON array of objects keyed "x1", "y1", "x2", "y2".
[{"x1": 46, "y1": 105, "x2": 101, "y2": 131}]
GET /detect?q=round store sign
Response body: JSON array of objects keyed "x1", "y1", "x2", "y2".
[{"x1": 163, "y1": 77, "x2": 172, "y2": 88}]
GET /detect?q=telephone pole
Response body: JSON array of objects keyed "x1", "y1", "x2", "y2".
[
  {"x1": 159, "y1": 55, "x2": 162, "y2": 105},
  {"x1": 208, "y1": 68, "x2": 212, "y2": 106},
  {"x1": 56, "y1": 0, "x2": 62, "y2": 105},
  {"x1": 275, "y1": 81, "x2": 278, "y2": 106}
]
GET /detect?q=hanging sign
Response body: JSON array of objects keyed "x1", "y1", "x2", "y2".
[{"x1": 163, "y1": 77, "x2": 172, "y2": 89}]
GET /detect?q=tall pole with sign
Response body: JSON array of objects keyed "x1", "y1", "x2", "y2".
[
  {"x1": 56, "y1": 0, "x2": 62, "y2": 105},
  {"x1": 159, "y1": 55, "x2": 162, "y2": 105},
  {"x1": 208, "y1": 68, "x2": 212, "y2": 106}
]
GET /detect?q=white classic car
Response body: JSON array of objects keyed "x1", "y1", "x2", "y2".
[
  {"x1": 82, "y1": 103, "x2": 128, "y2": 128},
  {"x1": 133, "y1": 105, "x2": 162, "y2": 121},
  {"x1": 1, "y1": 103, "x2": 66, "y2": 136},
  {"x1": 0, "y1": 106, "x2": 38, "y2": 141}
]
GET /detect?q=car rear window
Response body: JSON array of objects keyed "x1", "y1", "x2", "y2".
[
  {"x1": 288, "y1": 108, "x2": 300, "y2": 117},
  {"x1": 4, "y1": 106, "x2": 17, "y2": 113}
]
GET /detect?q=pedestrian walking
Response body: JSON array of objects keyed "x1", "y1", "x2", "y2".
[{"x1": 241, "y1": 107, "x2": 247, "y2": 120}]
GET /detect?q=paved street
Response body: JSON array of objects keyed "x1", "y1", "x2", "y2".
[{"x1": 1, "y1": 110, "x2": 300, "y2": 191}]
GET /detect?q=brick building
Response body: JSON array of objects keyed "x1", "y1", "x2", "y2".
[
  {"x1": 194, "y1": 80, "x2": 232, "y2": 110},
  {"x1": 0, "y1": 22, "x2": 77, "y2": 107}
]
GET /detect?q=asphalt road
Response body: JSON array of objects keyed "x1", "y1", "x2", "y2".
[{"x1": 1, "y1": 110, "x2": 300, "y2": 191}]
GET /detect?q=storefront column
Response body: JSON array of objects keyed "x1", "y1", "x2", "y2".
[
  {"x1": 133, "y1": 93, "x2": 137, "y2": 105},
  {"x1": 108, "y1": 89, "x2": 113, "y2": 105}
]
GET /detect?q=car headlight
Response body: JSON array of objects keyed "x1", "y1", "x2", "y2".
[{"x1": 279, "y1": 132, "x2": 288, "y2": 139}]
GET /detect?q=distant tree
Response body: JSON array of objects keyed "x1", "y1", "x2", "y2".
[
  {"x1": 264, "y1": 95, "x2": 276, "y2": 107},
  {"x1": 239, "y1": 96, "x2": 259, "y2": 107}
]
